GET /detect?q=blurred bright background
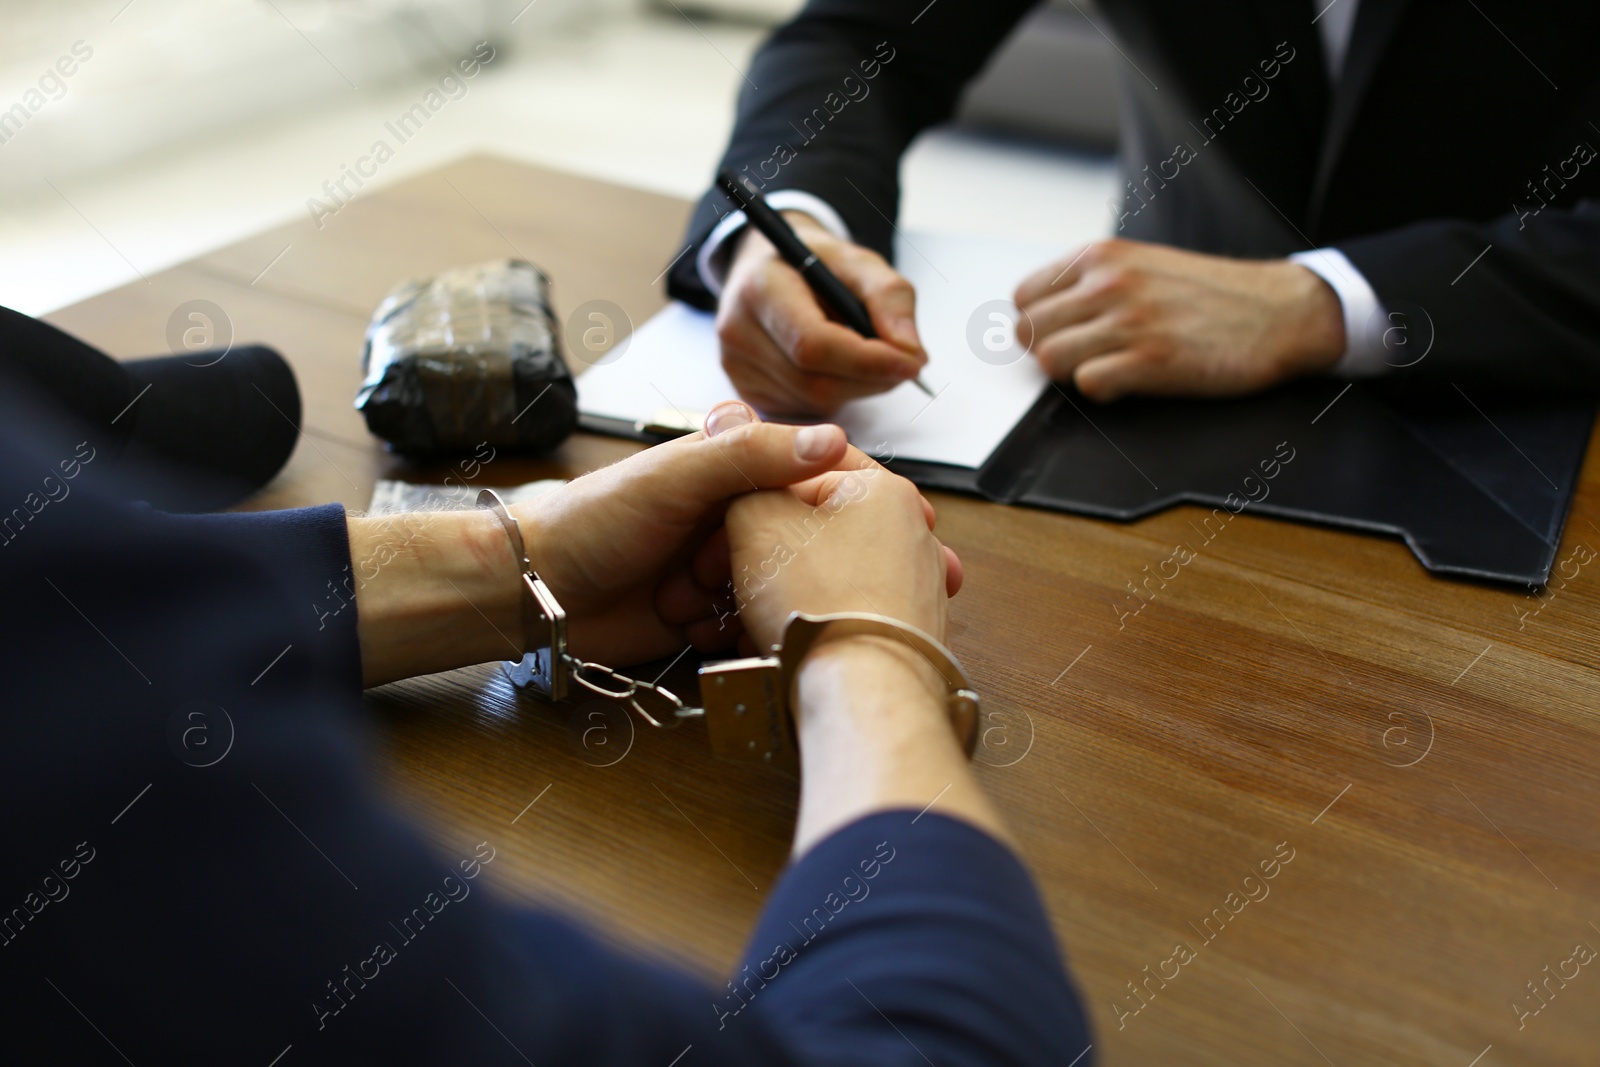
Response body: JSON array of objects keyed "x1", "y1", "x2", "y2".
[{"x1": 1, "y1": 0, "x2": 1121, "y2": 316}]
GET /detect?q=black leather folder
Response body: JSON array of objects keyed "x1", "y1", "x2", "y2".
[
  {"x1": 582, "y1": 379, "x2": 1595, "y2": 587},
  {"x1": 893, "y1": 380, "x2": 1596, "y2": 586}
]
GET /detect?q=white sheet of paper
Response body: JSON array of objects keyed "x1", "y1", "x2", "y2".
[{"x1": 577, "y1": 230, "x2": 1060, "y2": 470}]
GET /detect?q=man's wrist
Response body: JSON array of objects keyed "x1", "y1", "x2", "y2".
[
  {"x1": 349, "y1": 508, "x2": 525, "y2": 685},
  {"x1": 701, "y1": 189, "x2": 849, "y2": 295},
  {"x1": 1280, "y1": 262, "x2": 1347, "y2": 376},
  {"x1": 728, "y1": 210, "x2": 829, "y2": 270},
  {"x1": 785, "y1": 628, "x2": 1005, "y2": 858},
  {"x1": 462, "y1": 506, "x2": 527, "y2": 638},
  {"x1": 792, "y1": 633, "x2": 950, "y2": 728}
]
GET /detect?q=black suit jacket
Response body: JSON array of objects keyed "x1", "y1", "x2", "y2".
[{"x1": 667, "y1": 0, "x2": 1600, "y2": 390}]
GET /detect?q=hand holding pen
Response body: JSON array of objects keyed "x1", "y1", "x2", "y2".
[{"x1": 712, "y1": 171, "x2": 932, "y2": 416}]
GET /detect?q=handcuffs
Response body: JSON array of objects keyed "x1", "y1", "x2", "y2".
[{"x1": 478, "y1": 489, "x2": 979, "y2": 773}]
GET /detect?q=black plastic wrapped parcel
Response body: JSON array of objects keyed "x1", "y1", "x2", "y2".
[{"x1": 355, "y1": 259, "x2": 579, "y2": 459}]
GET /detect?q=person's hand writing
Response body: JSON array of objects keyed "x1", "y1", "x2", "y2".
[
  {"x1": 717, "y1": 211, "x2": 927, "y2": 416},
  {"x1": 1014, "y1": 238, "x2": 1346, "y2": 401}
]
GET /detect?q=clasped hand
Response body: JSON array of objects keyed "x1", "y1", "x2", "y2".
[
  {"x1": 352, "y1": 401, "x2": 959, "y2": 687},
  {"x1": 509, "y1": 400, "x2": 961, "y2": 671}
]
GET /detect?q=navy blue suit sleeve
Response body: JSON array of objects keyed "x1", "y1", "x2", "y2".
[
  {"x1": 173, "y1": 503, "x2": 364, "y2": 690},
  {"x1": 0, "y1": 393, "x2": 1089, "y2": 1066},
  {"x1": 732, "y1": 810, "x2": 1094, "y2": 1066}
]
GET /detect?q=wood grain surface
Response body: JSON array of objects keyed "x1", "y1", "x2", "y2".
[{"x1": 46, "y1": 155, "x2": 1600, "y2": 1066}]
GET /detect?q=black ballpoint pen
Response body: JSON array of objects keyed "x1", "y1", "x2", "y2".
[{"x1": 716, "y1": 170, "x2": 935, "y2": 398}]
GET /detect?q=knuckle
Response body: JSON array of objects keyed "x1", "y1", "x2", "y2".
[
  {"x1": 1096, "y1": 266, "x2": 1137, "y2": 298},
  {"x1": 715, "y1": 420, "x2": 761, "y2": 449},
  {"x1": 1093, "y1": 238, "x2": 1129, "y2": 260},
  {"x1": 1131, "y1": 341, "x2": 1170, "y2": 368},
  {"x1": 838, "y1": 240, "x2": 879, "y2": 265},
  {"x1": 1074, "y1": 367, "x2": 1111, "y2": 401},
  {"x1": 789, "y1": 330, "x2": 826, "y2": 371},
  {"x1": 1079, "y1": 240, "x2": 1113, "y2": 269},
  {"x1": 1037, "y1": 355, "x2": 1071, "y2": 382},
  {"x1": 879, "y1": 274, "x2": 914, "y2": 301},
  {"x1": 1031, "y1": 344, "x2": 1064, "y2": 378},
  {"x1": 1037, "y1": 332, "x2": 1078, "y2": 368},
  {"x1": 1108, "y1": 300, "x2": 1147, "y2": 330},
  {"x1": 887, "y1": 471, "x2": 921, "y2": 499}
]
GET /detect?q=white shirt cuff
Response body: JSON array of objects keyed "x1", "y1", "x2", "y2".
[
  {"x1": 1289, "y1": 247, "x2": 1391, "y2": 378},
  {"x1": 695, "y1": 189, "x2": 853, "y2": 297}
]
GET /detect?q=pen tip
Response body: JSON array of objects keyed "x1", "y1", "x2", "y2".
[{"x1": 913, "y1": 376, "x2": 936, "y2": 398}]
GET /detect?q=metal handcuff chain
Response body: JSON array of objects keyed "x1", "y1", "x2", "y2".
[{"x1": 562, "y1": 653, "x2": 704, "y2": 729}]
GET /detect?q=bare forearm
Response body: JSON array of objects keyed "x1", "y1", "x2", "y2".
[
  {"x1": 348, "y1": 510, "x2": 522, "y2": 686},
  {"x1": 790, "y1": 637, "x2": 1009, "y2": 858}
]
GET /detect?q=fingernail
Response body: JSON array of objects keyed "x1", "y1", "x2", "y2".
[
  {"x1": 705, "y1": 401, "x2": 754, "y2": 437},
  {"x1": 794, "y1": 424, "x2": 839, "y2": 460}
]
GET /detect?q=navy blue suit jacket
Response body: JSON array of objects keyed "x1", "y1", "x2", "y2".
[{"x1": 0, "y1": 385, "x2": 1092, "y2": 1065}]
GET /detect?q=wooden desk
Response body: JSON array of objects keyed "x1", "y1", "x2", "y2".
[{"x1": 48, "y1": 155, "x2": 1600, "y2": 1066}]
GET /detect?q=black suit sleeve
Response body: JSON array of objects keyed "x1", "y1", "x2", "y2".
[
  {"x1": 1336, "y1": 199, "x2": 1600, "y2": 390},
  {"x1": 666, "y1": 0, "x2": 1041, "y2": 308}
]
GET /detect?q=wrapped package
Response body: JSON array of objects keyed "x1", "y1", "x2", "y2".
[{"x1": 355, "y1": 259, "x2": 578, "y2": 459}]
